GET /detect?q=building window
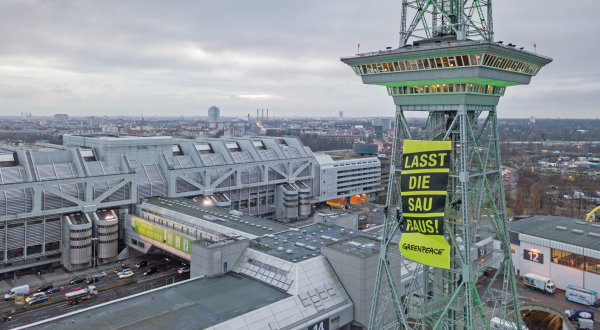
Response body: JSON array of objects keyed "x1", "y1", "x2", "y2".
[
  {"x1": 231, "y1": 201, "x2": 239, "y2": 210},
  {"x1": 7, "y1": 248, "x2": 23, "y2": 259},
  {"x1": 511, "y1": 246, "x2": 515, "y2": 253},
  {"x1": 586, "y1": 256, "x2": 600, "y2": 275},
  {"x1": 27, "y1": 244, "x2": 43, "y2": 255},
  {"x1": 551, "y1": 248, "x2": 584, "y2": 270},
  {"x1": 45, "y1": 242, "x2": 60, "y2": 251},
  {"x1": 240, "y1": 200, "x2": 248, "y2": 209}
]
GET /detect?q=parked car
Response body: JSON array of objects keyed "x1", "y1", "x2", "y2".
[
  {"x1": 25, "y1": 292, "x2": 46, "y2": 303},
  {"x1": 70, "y1": 276, "x2": 86, "y2": 285},
  {"x1": 86, "y1": 276, "x2": 100, "y2": 284},
  {"x1": 46, "y1": 286, "x2": 64, "y2": 294},
  {"x1": 177, "y1": 267, "x2": 190, "y2": 274},
  {"x1": 67, "y1": 287, "x2": 82, "y2": 294},
  {"x1": 118, "y1": 270, "x2": 134, "y2": 279},
  {"x1": 136, "y1": 261, "x2": 149, "y2": 268},
  {"x1": 144, "y1": 267, "x2": 160, "y2": 276},
  {"x1": 94, "y1": 271, "x2": 107, "y2": 278},
  {"x1": 28, "y1": 295, "x2": 48, "y2": 306},
  {"x1": 37, "y1": 283, "x2": 53, "y2": 292}
]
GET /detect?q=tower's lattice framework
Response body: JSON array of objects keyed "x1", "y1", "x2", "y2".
[{"x1": 341, "y1": 2, "x2": 552, "y2": 329}]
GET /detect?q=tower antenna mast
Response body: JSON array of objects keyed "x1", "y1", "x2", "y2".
[{"x1": 341, "y1": 1, "x2": 552, "y2": 328}]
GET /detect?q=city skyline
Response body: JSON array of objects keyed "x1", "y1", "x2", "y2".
[{"x1": 0, "y1": 1, "x2": 597, "y2": 118}]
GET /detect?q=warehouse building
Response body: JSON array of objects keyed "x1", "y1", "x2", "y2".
[{"x1": 501, "y1": 216, "x2": 600, "y2": 294}]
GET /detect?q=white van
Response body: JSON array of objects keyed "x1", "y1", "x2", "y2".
[
  {"x1": 490, "y1": 317, "x2": 529, "y2": 330},
  {"x1": 4, "y1": 284, "x2": 29, "y2": 300}
]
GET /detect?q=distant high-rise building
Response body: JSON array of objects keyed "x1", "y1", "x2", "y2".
[
  {"x1": 373, "y1": 125, "x2": 383, "y2": 139},
  {"x1": 208, "y1": 106, "x2": 220, "y2": 122},
  {"x1": 54, "y1": 114, "x2": 68, "y2": 122},
  {"x1": 21, "y1": 112, "x2": 30, "y2": 118},
  {"x1": 372, "y1": 118, "x2": 392, "y2": 130},
  {"x1": 530, "y1": 116, "x2": 536, "y2": 123},
  {"x1": 339, "y1": 111, "x2": 343, "y2": 118},
  {"x1": 88, "y1": 116, "x2": 104, "y2": 126}
]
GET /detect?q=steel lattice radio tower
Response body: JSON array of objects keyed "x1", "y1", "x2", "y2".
[{"x1": 341, "y1": 1, "x2": 552, "y2": 329}]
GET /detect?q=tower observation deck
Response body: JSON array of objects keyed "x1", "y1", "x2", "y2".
[{"x1": 341, "y1": 2, "x2": 552, "y2": 329}]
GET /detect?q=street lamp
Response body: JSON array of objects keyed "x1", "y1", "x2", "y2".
[{"x1": 91, "y1": 237, "x2": 98, "y2": 276}]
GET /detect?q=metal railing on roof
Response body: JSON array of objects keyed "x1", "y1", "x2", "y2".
[{"x1": 341, "y1": 40, "x2": 552, "y2": 61}]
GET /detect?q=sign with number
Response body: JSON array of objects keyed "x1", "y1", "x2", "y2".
[
  {"x1": 308, "y1": 319, "x2": 329, "y2": 330},
  {"x1": 523, "y1": 249, "x2": 543, "y2": 264},
  {"x1": 478, "y1": 248, "x2": 487, "y2": 258},
  {"x1": 15, "y1": 293, "x2": 24, "y2": 305}
]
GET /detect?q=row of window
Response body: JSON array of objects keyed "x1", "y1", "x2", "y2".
[
  {"x1": 232, "y1": 196, "x2": 276, "y2": 210},
  {"x1": 338, "y1": 169, "x2": 380, "y2": 179},
  {"x1": 0, "y1": 242, "x2": 60, "y2": 260},
  {"x1": 551, "y1": 248, "x2": 600, "y2": 275},
  {"x1": 351, "y1": 53, "x2": 540, "y2": 76},
  {"x1": 131, "y1": 238, "x2": 146, "y2": 249},
  {"x1": 98, "y1": 239, "x2": 118, "y2": 244},
  {"x1": 333, "y1": 160, "x2": 378, "y2": 168},
  {"x1": 97, "y1": 224, "x2": 118, "y2": 229},
  {"x1": 70, "y1": 229, "x2": 92, "y2": 233},
  {"x1": 70, "y1": 236, "x2": 91, "y2": 241},
  {"x1": 1, "y1": 218, "x2": 60, "y2": 229},
  {"x1": 70, "y1": 243, "x2": 92, "y2": 249},
  {"x1": 387, "y1": 83, "x2": 506, "y2": 96},
  {"x1": 247, "y1": 258, "x2": 289, "y2": 276},
  {"x1": 338, "y1": 174, "x2": 381, "y2": 184},
  {"x1": 337, "y1": 166, "x2": 380, "y2": 174},
  {"x1": 97, "y1": 231, "x2": 118, "y2": 237}
]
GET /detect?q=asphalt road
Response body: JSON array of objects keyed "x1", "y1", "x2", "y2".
[
  {"x1": 477, "y1": 274, "x2": 599, "y2": 330},
  {"x1": 1, "y1": 258, "x2": 189, "y2": 329}
]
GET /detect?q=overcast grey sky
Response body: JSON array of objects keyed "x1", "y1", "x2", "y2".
[{"x1": 0, "y1": 0, "x2": 597, "y2": 118}]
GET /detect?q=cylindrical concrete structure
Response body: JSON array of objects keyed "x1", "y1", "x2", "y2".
[
  {"x1": 93, "y1": 210, "x2": 119, "y2": 263},
  {"x1": 296, "y1": 182, "x2": 311, "y2": 218},
  {"x1": 65, "y1": 213, "x2": 92, "y2": 269}
]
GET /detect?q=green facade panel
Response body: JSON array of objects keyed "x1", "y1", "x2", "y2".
[
  {"x1": 166, "y1": 231, "x2": 191, "y2": 254},
  {"x1": 134, "y1": 219, "x2": 164, "y2": 243}
]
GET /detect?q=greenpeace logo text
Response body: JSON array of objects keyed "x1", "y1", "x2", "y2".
[{"x1": 401, "y1": 243, "x2": 445, "y2": 255}]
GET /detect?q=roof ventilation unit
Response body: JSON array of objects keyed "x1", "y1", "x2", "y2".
[
  {"x1": 286, "y1": 249, "x2": 293, "y2": 254},
  {"x1": 572, "y1": 229, "x2": 584, "y2": 234},
  {"x1": 588, "y1": 233, "x2": 600, "y2": 238},
  {"x1": 555, "y1": 226, "x2": 568, "y2": 231}
]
